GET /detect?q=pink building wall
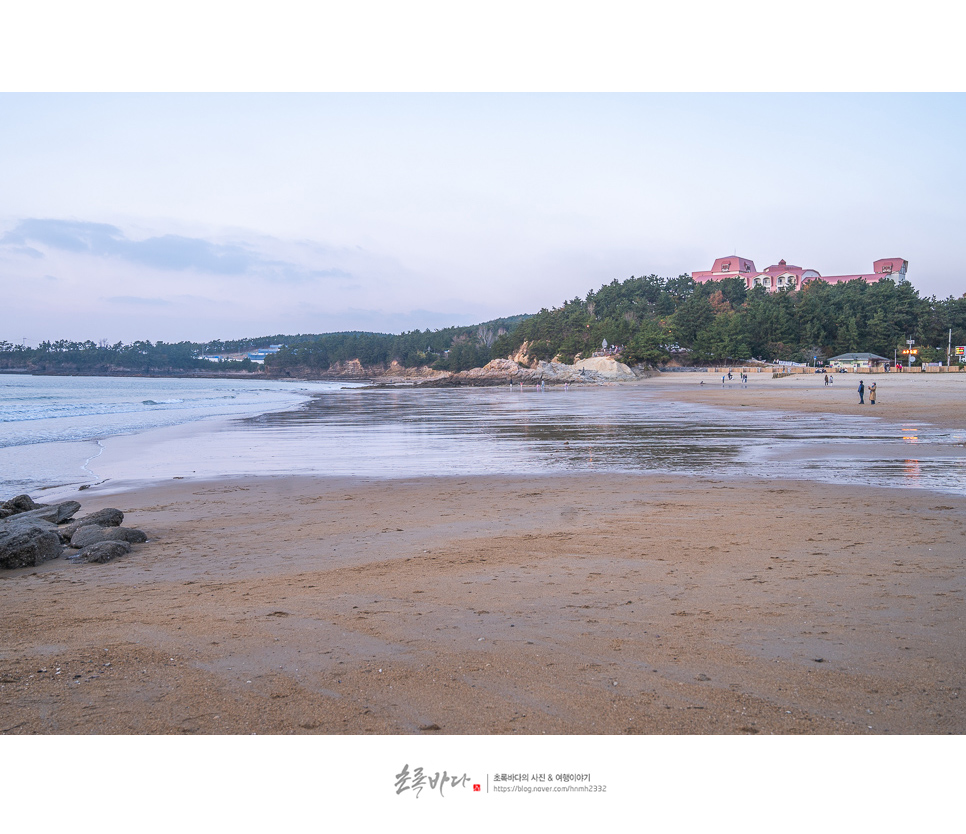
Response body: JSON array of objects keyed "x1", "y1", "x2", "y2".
[{"x1": 692, "y1": 256, "x2": 907, "y2": 292}]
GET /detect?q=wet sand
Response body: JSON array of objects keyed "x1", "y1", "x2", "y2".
[
  {"x1": 650, "y1": 368, "x2": 966, "y2": 430},
  {"x1": 1, "y1": 372, "x2": 964, "y2": 735}
]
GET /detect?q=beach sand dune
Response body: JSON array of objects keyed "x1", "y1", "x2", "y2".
[{"x1": 2, "y1": 467, "x2": 964, "y2": 735}]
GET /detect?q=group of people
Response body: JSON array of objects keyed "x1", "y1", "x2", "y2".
[{"x1": 824, "y1": 372, "x2": 878, "y2": 405}]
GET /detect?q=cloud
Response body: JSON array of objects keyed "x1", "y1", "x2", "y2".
[
  {"x1": 2, "y1": 218, "x2": 257, "y2": 274},
  {"x1": 1, "y1": 218, "x2": 368, "y2": 287}
]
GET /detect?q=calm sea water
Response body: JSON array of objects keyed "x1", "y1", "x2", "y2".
[
  {"x1": 0, "y1": 375, "x2": 359, "y2": 493},
  {"x1": 2, "y1": 376, "x2": 965, "y2": 498}
]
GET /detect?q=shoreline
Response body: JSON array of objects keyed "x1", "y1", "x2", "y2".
[
  {"x1": 19, "y1": 371, "x2": 966, "y2": 506},
  {"x1": 2, "y1": 373, "x2": 965, "y2": 735}
]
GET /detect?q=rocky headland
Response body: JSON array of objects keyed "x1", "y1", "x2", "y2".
[{"x1": 369, "y1": 355, "x2": 649, "y2": 387}]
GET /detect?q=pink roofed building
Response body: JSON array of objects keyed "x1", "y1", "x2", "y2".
[{"x1": 691, "y1": 256, "x2": 908, "y2": 292}]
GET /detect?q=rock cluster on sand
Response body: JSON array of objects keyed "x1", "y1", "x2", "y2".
[{"x1": 0, "y1": 494, "x2": 148, "y2": 569}]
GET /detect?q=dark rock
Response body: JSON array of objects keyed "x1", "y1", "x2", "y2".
[
  {"x1": 70, "y1": 525, "x2": 147, "y2": 548},
  {"x1": 9, "y1": 501, "x2": 81, "y2": 526},
  {"x1": 1, "y1": 494, "x2": 42, "y2": 514},
  {"x1": 60, "y1": 508, "x2": 124, "y2": 540},
  {"x1": 2, "y1": 515, "x2": 59, "y2": 535},
  {"x1": 0, "y1": 525, "x2": 64, "y2": 569},
  {"x1": 77, "y1": 540, "x2": 131, "y2": 563}
]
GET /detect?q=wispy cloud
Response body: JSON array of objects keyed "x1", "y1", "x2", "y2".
[
  {"x1": 1, "y1": 218, "x2": 372, "y2": 288},
  {"x1": 2, "y1": 219, "x2": 258, "y2": 274}
]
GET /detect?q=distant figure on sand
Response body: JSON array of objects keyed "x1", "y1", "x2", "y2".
[
  {"x1": 858, "y1": 380, "x2": 865, "y2": 404},
  {"x1": 870, "y1": 382, "x2": 877, "y2": 405},
  {"x1": 824, "y1": 374, "x2": 829, "y2": 386}
]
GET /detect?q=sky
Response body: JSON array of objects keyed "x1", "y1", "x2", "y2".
[{"x1": 1, "y1": 14, "x2": 964, "y2": 347}]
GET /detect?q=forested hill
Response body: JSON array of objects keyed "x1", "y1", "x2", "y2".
[
  {"x1": 490, "y1": 274, "x2": 966, "y2": 366},
  {"x1": 0, "y1": 316, "x2": 529, "y2": 375},
  {"x1": 265, "y1": 316, "x2": 527, "y2": 373},
  {"x1": 2, "y1": 275, "x2": 964, "y2": 376}
]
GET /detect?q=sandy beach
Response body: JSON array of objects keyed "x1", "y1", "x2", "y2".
[{"x1": 1, "y1": 372, "x2": 964, "y2": 735}]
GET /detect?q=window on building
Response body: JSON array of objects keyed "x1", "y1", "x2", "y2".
[{"x1": 721, "y1": 262, "x2": 730, "y2": 272}]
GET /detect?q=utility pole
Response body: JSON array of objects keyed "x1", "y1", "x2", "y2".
[{"x1": 948, "y1": 328, "x2": 952, "y2": 368}]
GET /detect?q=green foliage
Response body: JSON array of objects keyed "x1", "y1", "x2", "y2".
[
  {"x1": 265, "y1": 315, "x2": 527, "y2": 373},
  {"x1": 4, "y1": 276, "x2": 963, "y2": 375},
  {"x1": 491, "y1": 274, "x2": 963, "y2": 368}
]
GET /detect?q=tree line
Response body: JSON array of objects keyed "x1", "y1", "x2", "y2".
[
  {"x1": 491, "y1": 274, "x2": 966, "y2": 366},
  {"x1": 263, "y1": 316, "x2": 527, "y2": 373},
  {"x1": 3, "y1": 275, "x2": 963, "y2": 375},
  {"x1": 0, "y1": 317, "x2": 529, "y2": 374}
]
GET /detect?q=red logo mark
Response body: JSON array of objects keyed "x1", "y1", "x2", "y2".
[{"x1": 473, "y1": 784, "x2": 481, "y2": 792}]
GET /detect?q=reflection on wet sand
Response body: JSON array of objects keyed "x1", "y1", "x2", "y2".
[{"x1": 221, "y1": 387, "x2": 966, "y2": 496}]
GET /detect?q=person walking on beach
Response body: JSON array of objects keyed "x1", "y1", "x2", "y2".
[
  {"x1": 858, "y1": 379, "x2": 865, "y2": 404},
  {"x1": 824, "y1": 373, "x2": 829, "y2": 386},
  {"x1": 870, "y1": 382, "x2": 876, "y2": 404}
]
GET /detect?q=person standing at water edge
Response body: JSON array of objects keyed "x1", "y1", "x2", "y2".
[
  {"x1": 858, "y1": 379, "x2": 865, "y2": 404},
  {"x1": 870, "y1": 382, "x2": 877, "y2": 404}
]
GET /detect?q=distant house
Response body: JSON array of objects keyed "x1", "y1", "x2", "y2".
[
  {"x1": 692, "y1": 257, "x2": 908, "y2": 293},
  {"x1": 246, "y1": 345, "x2": 284, "y2": 364},
  {"x1": 828, "y1": 352, "x2": 892, "y2": 370}
]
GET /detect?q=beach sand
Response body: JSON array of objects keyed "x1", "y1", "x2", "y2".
[{"x1": 1, "y1": 372, "x2": 964, "y2": 735}]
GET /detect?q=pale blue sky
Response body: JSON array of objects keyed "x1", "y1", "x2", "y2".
[{"x1": 2, "y1": 93, "x2": 963, "y2": 344}]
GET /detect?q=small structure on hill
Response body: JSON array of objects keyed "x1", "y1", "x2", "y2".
[{"x1": 828, "y1": 352, "x2": 892, "y2": 370}]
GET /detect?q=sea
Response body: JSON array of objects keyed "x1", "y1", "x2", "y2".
[{"x1": 2, "y1": 374, "x2": 965, "y2": 499}]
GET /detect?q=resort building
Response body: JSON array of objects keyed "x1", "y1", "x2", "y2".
[{"x1": 692, "y1": 257, "x2": 908, "y2": 292}]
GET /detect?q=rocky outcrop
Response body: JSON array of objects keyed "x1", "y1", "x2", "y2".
[
  {"x1": 1, "y1": 497, "x2": 81, "y2": 525},
  {"x1": 571, "y1": 357, "x2": 638, "y2": 381},
  {"x1": 0, "y1": 494, "x2": 42, "y2": 518},
  {"x1": 0, "y1": 524, "x2": 64, "y2": 569},
  {"x1": 60, "y1": 508, "x2": 124, "y2": 541},
  {"x1": 74, "y1": 541, "x2": 131, "y2": 564},
  {"x1": 418, "y1": 356, "x2": 642, "y2": 386},
  {"x1": 383, "y1": 360, "x2": 449, "y2": 381},
  {"x1": 0, "y1": 496, "x2": 147, "y2": 569},
  {"x1": 70, "y1": 525, "x2": 147, "y2": 548}
]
